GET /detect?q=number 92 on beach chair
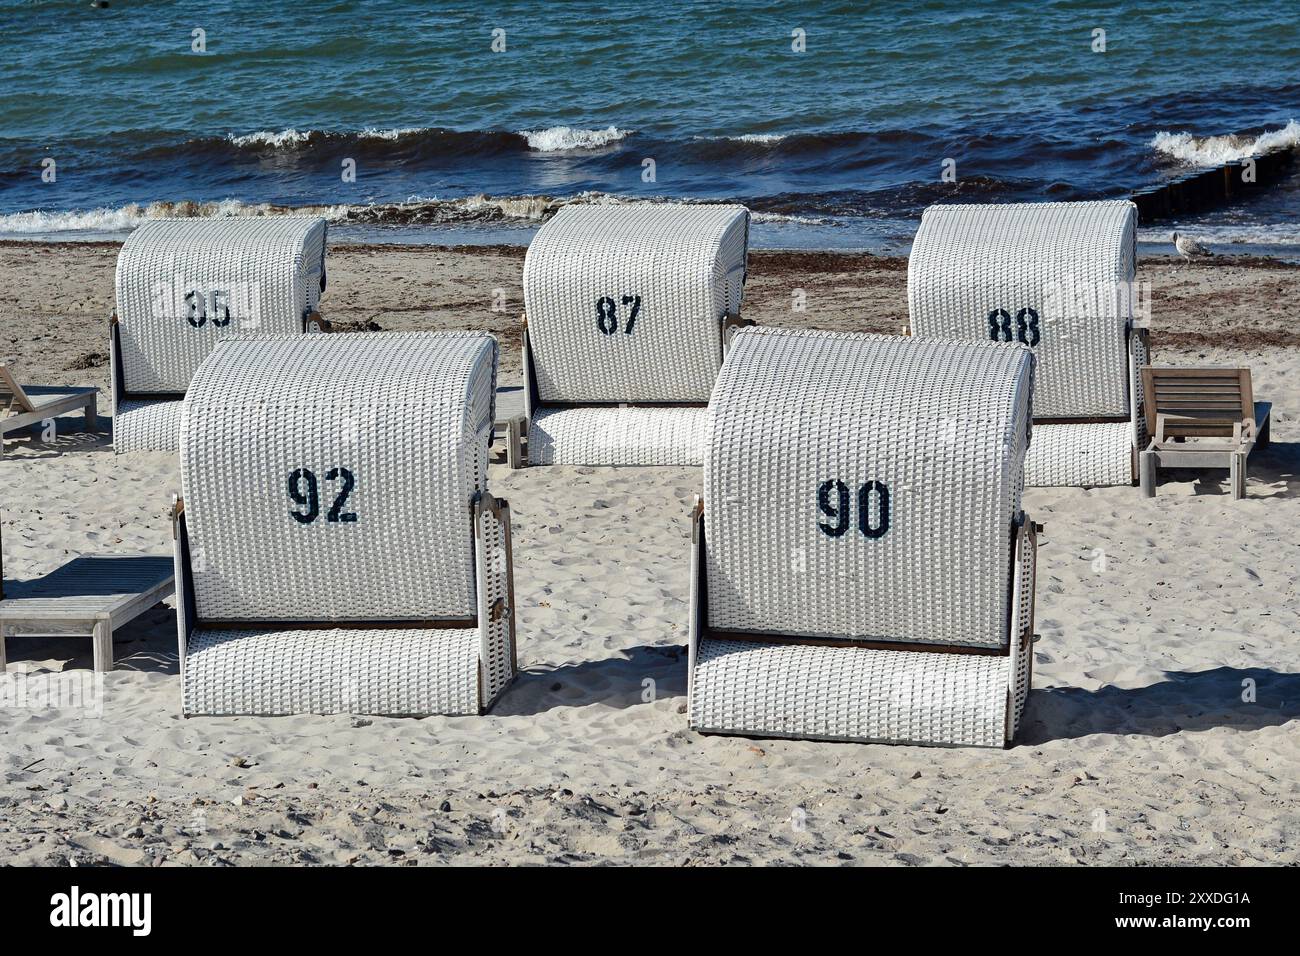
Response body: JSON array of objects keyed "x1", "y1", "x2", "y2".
[
  {"x1": 689, "y1": 328, "x2": 1040, "y2": 747},
  {"x1": 513, "y1": 203, "x2": 750, "y2": 467},
  {"x1": 111, "y1": 217, "x2": 329, "y2": 453},
  {"x1": 908, "y1": 199, "x2": 1145, "y2": 487},
  {"x1": 171, "y1": 331, "x2": 517, "y2": 716}
]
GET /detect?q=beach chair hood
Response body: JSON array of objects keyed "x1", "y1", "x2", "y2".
[
  {"x1": 179, "y1": 330, "x2": 496, "y2": 623},
  {"x1": 522, "y1": 203, "x2": 749, "y2": 404},
  {"x1": 704, "y1": 328, "x2": 1034, "y2": 649}
]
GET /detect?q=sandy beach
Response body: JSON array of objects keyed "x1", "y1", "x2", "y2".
[{"x1": 1, "y1": 242, "x2": 1297, "y2": 866}]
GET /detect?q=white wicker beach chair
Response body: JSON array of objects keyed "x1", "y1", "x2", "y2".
[
  {"x1": 112, "y1": 217, "x2": 329, "y2": 453},
  {"x1": 171, "y1": 331, "x2": 516, "y2": 716},
  {"x1": 689, "y1": 328, "x2": 1040, "y2": 747},
  {"x1": 513, "y1": 203, "x2": 751, "y2": 467},
  {"x1": 908, "y1": 200, "x2": 1146, "y2": 486}
]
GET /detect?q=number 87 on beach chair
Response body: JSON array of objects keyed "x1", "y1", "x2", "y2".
[
  {"x1": 688, "y1": 329, "x2": 1040, "y2": 747},
  {"x1": 171, "y1": 331, "x2": 517, "y2": 716},
  {"x1": 111, "y1": 217, "x2": 329, "y2": 453},
  {"x1": 511, "y1": 203, "x2": 751, "y2": 467}
]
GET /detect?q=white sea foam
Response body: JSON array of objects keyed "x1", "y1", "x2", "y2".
[
  {"x1": 1137, "y1": 223, "x2": 1300, "y2": 246},
  {"x1": 693, "y1": 133, "x2": 788, "y2": 144},
  {"x1": 518, "y1": 125, "x2": 630, "y2": 151},
  {"x1": 1150, "y1": 120, "x2": 1300, "y2": 167},
  {"x1": 0, "y1": 199, "x2": 350, "y2": 235},
  {"x1": 226, "y1": 128, "x2": 314, "y2": 148}
]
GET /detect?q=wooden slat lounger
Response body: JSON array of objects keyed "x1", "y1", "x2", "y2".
[
  {"x1": 0, "y1": 554, "x2": 175, "y2": 672},
  {"x1": 1, "y1": 364, "x2": 97, "y2": 456},
  {"x1": 1139, "y1": 366, "x2": 1272, "y2": 499}
]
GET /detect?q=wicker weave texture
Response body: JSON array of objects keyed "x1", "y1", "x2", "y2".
[
  {"x1": 523, "y1": 204, "x2": 749, "y2": 403},
  {"x1": 114, "y1": 398, "x2": 183, "y2": 453},
  {"x1": 908, "y1": 200, "x2": 1135, "y2": 417},
  {"x1": 180, "y1": 331, "x2": 497, "y2": 621},
  {"x1": 705, "y1": 328, "x2": 1033, "y2": 648},
  {"x1": 182, "y1": 626, "x2": 479, "y2": 716},
  {"x1": 690, "y1": 638, "x2": 1009, "y2": 746},
  {"x1": 476, "y1": 501, "x2": 516, "y2": 707},
  {"x1": 527, "y1": 405, "x2": 708, "y2": 466},
  {"x1": 115, "y1": 217, "x2": 327, "y2": 394},
  {"x1": 1024, "y1": 421, "x2": 1132, "y2": 486}
]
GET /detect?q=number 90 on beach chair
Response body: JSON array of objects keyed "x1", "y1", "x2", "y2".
[
  {"x1": 111, "y1": 217, "x2": 329, "y2": 453},
  {"x1": 689, "y1": 329, "x2": 1039, "y2": 747},
  {"x1": 171, "y1": 331, "x2": 517, "y2": 716},
  {"x1": 908, "y1": 199, "x2": 1146, "y2": 486},
  {"x1": 513, "y1": 203, "x2": 750, "y2": 467}
]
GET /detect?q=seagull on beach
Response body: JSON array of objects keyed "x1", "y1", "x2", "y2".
[{"x1": 1172, "y1": 231, "x2": 1212, "y2": 259}]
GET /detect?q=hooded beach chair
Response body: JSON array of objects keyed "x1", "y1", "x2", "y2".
[
  {"x1": 171, "y1": 331, "x2": 517, "y2": 716},
  {"x1": 908, "y1": 200, "x2": 1146, "y2": 486},
  {"x1": 111, "y1": 217, "x2": 328, "y2": 453},
  {"x1": 688, "y1": 328, "x2": 1040, "y2": 747},
  {"x1": 1, "y1": 363, "x2": 97, "y2": 456},
  {"x1": 512, "y1": 203, "x2": 750, "y2": 467}
]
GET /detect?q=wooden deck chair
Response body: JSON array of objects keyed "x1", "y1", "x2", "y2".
[
  {"x1": 511, "y1": 203, "x2": 751, "y2": 467},
  {"x1": 1, "y1": 364, "x2": 97, "y2": 457},
  {"x1": 909, "y1": 199, "x2": 1147, "y2": 487},
  {"x1": 0, "y1": 555, "x2": 175, "y2": 673},
  {"x1": 1139, "y1": 366, "x2": 1272, "y2": 499},
  {"x1": 172, "y1": 331, "x2": 516, "y2": 716},
  {"x1": 111, "y1": 217, "x2": 328, "y2": 453},
  {"x1": 689, "y1": 328, "x2": 1040, "y2": 747}
]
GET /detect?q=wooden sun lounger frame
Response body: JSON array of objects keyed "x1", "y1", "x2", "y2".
[
  {"x1": 1139, "y1": 366, "x2": 1272, "y2": 499},
  {"x1": 0, "y1": 364, "x2": 98, "y2": 457},
  {"x1": 0, "y1": 554, "x2": 175, "y2": 672},
  {"x1": 505, "y1": 312, "x2": 754, "y2": 468}
]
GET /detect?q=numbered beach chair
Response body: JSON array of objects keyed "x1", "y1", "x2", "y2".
[
  {"x1": 908, "y1": 200, "x2": 1146, "y2": 486},
  {"x1": 172, "y1": 331, "x2": 517, "y2": 716},
  {"x1": 111, "y1": 217, "x2": 328, "y2": 453},
  {"x1": 689, "y1": 328, "x2": 1040, "y2": 747},
  {"x1": 512, "y1": 203, "x2": 750, "y2": 467}
]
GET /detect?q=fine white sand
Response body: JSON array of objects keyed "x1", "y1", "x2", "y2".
[{"x1": 0, "y1": 245, "x2": 1296, "y2": 865}]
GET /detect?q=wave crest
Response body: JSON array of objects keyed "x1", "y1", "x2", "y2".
[
  {"x1": 1150, "y1": 120, "x2": 1300, "y2": 167},
  {"x1": 518, "y1": 125, "x2": 630, "y2": 151}
]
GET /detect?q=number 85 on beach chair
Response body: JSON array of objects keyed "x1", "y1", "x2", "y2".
[
  {"x1": 688, "y1": 329, "x2": 1040, "y2": 747},
  {"x1": 512, "y1": 203, "x2": 751, "y2": 467},
  {"x1": 172, "y1": 331, "x2": 517, "y2": 716},
  {"x1": 111, "y1": 217, "x2": 329, "y2": 453}
]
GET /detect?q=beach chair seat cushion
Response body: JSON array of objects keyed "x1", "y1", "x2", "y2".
[
  {"x1": 115, "y1": 217, "x2": 327, "y2": 394},
  {"x1": 704, "y1": 328, "x2": 1034, "y2": 650},
  {"x1": 526, "y1": 404, "x2": 709, "y2": 466},
  {"x1": 180, "y1": 331, "x2": 497, "y2": 622},
  {"x1": 691, "y1": 638, "x2": 1016, "y2": 747},
  {"x1": 908, "y1": 200, "x2": 1136, "y2": 419},
  {"x1": 1023, "y1": 420, "x2": 1134, "y2": 486},
  {"x1": 181, "y1": 625, "x2": 481, "y2": 716},
  {"x1": 113, "y1": 398, "x2": 184, "y2": 453},
  {"x1": 522, "y1": 203, "x2": 749, "y2": 404}
]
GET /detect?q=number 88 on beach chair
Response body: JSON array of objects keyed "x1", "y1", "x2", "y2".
[
  {"x1": 908, "y1": 199, "x2": 1146, "y2": 486},
  {"x1": 112, "y1": 217, "x2": 329, "y2": 453},
  {"x1": 689, "y1": 328, "x2": 1039, "y2": 747},
  {"x1": 512, "y1": 203, "x2": 750, "y2": 467},
  {"x1": 172, "y1": 331, "x2": 517, "y2": 716}
]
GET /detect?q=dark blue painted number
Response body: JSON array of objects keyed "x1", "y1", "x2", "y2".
[
  {"x1": 988, "y1": 306, "x2": 1039, "y2": 346},
  {"x1": 596, "y1": 294, "x2": 642, "y2": 334},
  {"x1": 818, "y1": 478, "x2": 890, "y2": 539},
  {"x1": 288, "y1": 467, "x2": 356, "y2": 524}
]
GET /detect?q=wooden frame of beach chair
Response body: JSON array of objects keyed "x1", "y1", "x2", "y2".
[
  {"x1": 0, "y1": 364, "x2": 97, "y2": 457},
  {"x1": 111, "y1": 217, "x2": 328, "y2": 454},
  {"x1": 171, "y1": 330, "x2": 516, "y2": 716},
  {"x1": 687, "y1": 328, "x2": 1040, "y2": 747},
  {"x1": 1139, "y1": 366, "x2": 1272, "y2": 499},
  {"x1": 508, "y1": 203, "x2": 751, "y2": 468},
  {"x1": 908, "y1": 199, "x2": 1147, "y2": 487}
]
